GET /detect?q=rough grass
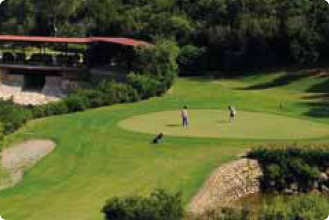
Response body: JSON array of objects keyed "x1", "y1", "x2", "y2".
[{"x1": 0, "y1": 71, "x2": 329, "y2": 220}]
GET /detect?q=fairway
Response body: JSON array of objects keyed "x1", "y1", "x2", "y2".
[
  {"x1": 1, "y1": 74, "x2": 329, "y2": 220},
  {"x1": 119, "y1": 110, "x2": 329, "y2": 139}
]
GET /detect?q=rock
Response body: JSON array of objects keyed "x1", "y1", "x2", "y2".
[{"x1": 188, "y1": 158, "x2": 263, "y2": 215}]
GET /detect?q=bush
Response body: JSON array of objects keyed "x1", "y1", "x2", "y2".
[
  {"x1": 30, "y1": 79, "x2": 139, "y2": 120},
  {"x1": 189, "y1": 195, "x2": 329, "y2": 220},
  {"x1": 248, "y1": 146, "x2": 329, "y2": 192},
  {"x1": 97, "y1": 80, "x2": 139, "y2": 104},
  {"x1": 73, "y1": 89, "x2": 106, "y2": 109},
  {"x1": 177, "y1": 45, "x2": 205, "y2": 76},
  {"x1": 132, "y1": 39, "x2": 179, "y2": 90},
  {"x1": 42, "y1": 102, "x2": 69, "y2": 116},
  {"x1": 260, "y1": 194, "x2": 329, "y2": 220},
  {"x1": 0, "y1": 99, "x2": 32, "y2": 134},
  {"x1": 127, "y1": 72, "x2": 161, "y2": 99},
  {"x1": 64, "y1": 95, "x2": 89, "y2": 112},
  {"x1": 32, "y1": 105, "x2": 46, "y2": 118},
  {"x1": 188, "y1": 207, "x2": 250, "y2": 220},
  {"x1": 102, "y1": 189, "x2": 183, "y2": 220}
]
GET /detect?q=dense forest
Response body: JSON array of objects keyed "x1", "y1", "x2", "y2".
[{"x1": 1, "y1": 0, "x2": 329, "y2": 73}]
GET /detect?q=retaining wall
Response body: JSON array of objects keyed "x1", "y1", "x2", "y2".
[{"x1": 189, "y1": 158, "x2": 263, "y2": 214}]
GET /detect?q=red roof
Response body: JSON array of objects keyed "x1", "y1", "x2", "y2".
[{"x1": 0, "y1": 35, "x2": 151, "y2": 46}]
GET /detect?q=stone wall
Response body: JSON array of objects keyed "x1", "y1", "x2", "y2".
[
  {"x1": 0, "y1": 72, "x2": 67, "y2": 105},
  {"x1": 42, "y1": 76, "x2": 66, "y2": 98},
  {"x1": 189, "y1": 159, "x2": 263, "y2": 214},
  {"x1": 0, "y1": 71, "x2": 24, "y2": 100}
]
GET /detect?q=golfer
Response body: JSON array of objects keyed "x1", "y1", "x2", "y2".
[
  {"x1": 181, "y1": 105, "x2": 189, "y2": 127},
  {"x1": 228, "y1": 105, "x2": 236, "y2": 122}
]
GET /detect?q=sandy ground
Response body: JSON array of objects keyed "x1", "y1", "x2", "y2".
[{"x1": 0, "y1": 139, "x2": 56, "y2": 190}]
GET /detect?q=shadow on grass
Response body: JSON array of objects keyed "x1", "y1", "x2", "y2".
[
  {"x1": 183, "y1": 76, "x2": 219, "y2": 83},
  {"x1": 303, "y1": 101, "x2": 329, "y2": 118},
  {"x1": 241, "y1": 73, "x2": 310, "y2": 90},
  {"x1": 307, "y1": 77, "x2": 329, "y2": 93},
  {"x1": 166, "y1": 124, "x2": 180, "y2": 127},
  {"x1": 302, "y1": 77, "x2": 329, "y2": 118},
  {"x1": 216, "y1": 120, "x2": 230, "y2": 124}
]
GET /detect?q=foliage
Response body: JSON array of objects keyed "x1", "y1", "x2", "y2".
[
  {"x1": 127, "y1": 72, "x2": 161, "y2": 99},
  {"x1": 248, "y1": 146, "x2": 328, "y2": 192},
  {"x1": 132, "y1": 39, "x2": 179, "y2": 89},
  {"x1": 96, "y1": 80, "x2": 139, "y2": 104},
  {"x1": 1, "y1": 0, "x2": 329, "y2": 71},
  {"x1": 177, "y1": 45, "x2": 205, "y2": 75},
  {"x1": 260, "y1": 194, "x2": 329, "y2": 220},
  {"x1": 64, "y1": 94, "x2": 89, "y2": 112},
  {"x1": 0, "y1": 99, "x2": 32, "y2": 134},
  {"x1": 188, "y1": 207, "x2": 250, "y2": 220},
  {"x1": 35, "y1": 102, "x2": 69, "y2": 117},
  {"x1": 102, "y1": 189, "x2": 183, "y2": 220},
  {"x1": 189, "y1": 195, "x2": 329, "y2": 220}
]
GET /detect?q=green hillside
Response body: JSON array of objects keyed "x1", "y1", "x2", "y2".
[{"x1": 0, "y1": 71, "x2": 329, "y2": 220}]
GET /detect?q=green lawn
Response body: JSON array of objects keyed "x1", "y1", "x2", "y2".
[
  {"x1": 0, "y1": 71, "x2": 329, "y2": 220},
  {"x1": 119, "y1": 110, "x2": 329, "y2": 139}
]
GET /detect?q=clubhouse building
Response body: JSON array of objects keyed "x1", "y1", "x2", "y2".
[{"x1": 0, "y1": 35, "x2": 150, "y2": 105}]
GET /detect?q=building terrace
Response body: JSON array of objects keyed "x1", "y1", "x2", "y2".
[{"x1": 0, "y1": 35, "x2": 150, "y2": 105}]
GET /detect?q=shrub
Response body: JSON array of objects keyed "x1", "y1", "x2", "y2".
[
  {"x1": 32, "y1": 105, "x2": 46, "y2": 118},
  {"x1": 73, "y1": 89, "x2": 106, "y2": 109},
  {"x1": 127, "y1": 72, "x2": 161, "y2": 99},
  {"x1": 260, "y1": 194, "x2": 329, "y2": 220},
  {"x1": 97, "y1": 80, "x2": 139, "y2": 104},
  {"x1": 41, "y1": 102, "x2": 69, "y2": 116},
  {"x1": 0, "y1": 99, "x2": 32, "y2": 134},
  {"x1": 189, "y1": 207, "x2": 250, "y2": 220},
  {"x1": 132, "y1": 39, "x2": 179, "y2": 90},
  {"x1": 64, "y1": 95, "x2": 89, "y2": 112},
  {"x1": 248, "y1": 146, "x2": 329, "y2": 192},
  {"x1": 108, "y1": 83, "x2": 139, "y2": 103},
  {"x1": 102, "y1": 189, "x2": 183, "y2": 220},
  {"x1": 177, "y1": 45, "x2": 205, "y2": 75}
]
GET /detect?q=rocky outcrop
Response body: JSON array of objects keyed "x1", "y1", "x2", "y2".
[{"x1": 189, "y1": 159, "x2": 263, "y2": 214}]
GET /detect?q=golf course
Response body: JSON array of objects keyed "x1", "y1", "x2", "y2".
[{"x1": 1, "y1": 71, "x2": 329, "y2": 220}]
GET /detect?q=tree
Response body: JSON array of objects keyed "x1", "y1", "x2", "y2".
[
  {"x1": 102, "y1": 189, "x2": 183, "y2": 220},
  {"x1": 132, "y1": 39, "x2": 179, "y2": 89}
]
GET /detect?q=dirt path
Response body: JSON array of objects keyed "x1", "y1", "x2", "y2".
[{"x1": 1, "y1": 139, "x2": 56, "y2": 190}]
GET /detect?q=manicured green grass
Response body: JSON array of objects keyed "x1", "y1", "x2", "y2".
[
  {"x1": 0, "y1": 72, "x2": 328, "y2": 220},
  {"x1": 119, "y1": 110, "x2": 329, "y2": 139}
]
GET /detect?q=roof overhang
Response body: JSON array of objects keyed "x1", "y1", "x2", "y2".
[{"x1": 0, "y1": 35, "x2": 151, "y2": 46}]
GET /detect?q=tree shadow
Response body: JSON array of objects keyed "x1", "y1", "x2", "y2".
[
  {"x1": 184, "y1": 76, "x2": 219, "y2": 83},
  {"x1": 302, "y1": 75, "x2": 329, "y2": 118},
  {"x1": 307, "y1": 77, "x2": 329, "y2": 93},
  {"x1": 303, "y1": 101, "x2": 329, "y2": 118},
  {"x1": 241, "y1": 73, "x2": 310, "y2": 90},
  {"x1": 216, "y1": 120, "x2": 230, "y2": 124}
]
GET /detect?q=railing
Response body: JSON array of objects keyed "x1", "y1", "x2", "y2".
[{"x1": 0, "y1": 52, "x2": 85, "y2": 68}]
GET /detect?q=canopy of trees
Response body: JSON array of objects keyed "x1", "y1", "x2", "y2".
[{"x1": 1, "y1": 0, "x2": 329, "y2": 72}]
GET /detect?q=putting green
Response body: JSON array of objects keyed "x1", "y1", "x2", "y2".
[{"x1": 119, "y1": 110, "x2": 329, "y2": 139}]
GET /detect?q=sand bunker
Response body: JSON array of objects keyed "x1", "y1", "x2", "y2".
[{"x1": 1, "y1": 139, "x2": 56, "y2": 190}]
